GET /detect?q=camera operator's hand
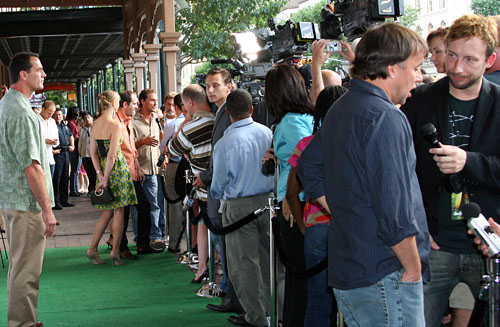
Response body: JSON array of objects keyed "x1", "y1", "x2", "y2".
[
  {"x1": 312, "y1": 40, "x2": 332, "y2": 67},
  {"x1": 336, "y1": 41, "x2": 355, "y2": 63},
  {"x1": 262, "y1": 148, "x2": 278, "y2": 165},
  {"x1": 193, "y1": 173, "x2": 205, "y2": 189},
  {"x1": 429, "y1": 143, "x2": 467, "y2": 174},
  {"x1": 468, "y1": 218, "x2": 500, "y2": 257}
]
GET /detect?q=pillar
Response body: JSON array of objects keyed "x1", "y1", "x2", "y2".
[
  {"x1": 144, "y1": 43, "x2": 162, "y2": 94},
  {"x1": 130, "y1": 52, "x2": 147, "y2": 94},
  {"x1": 122, "y1": 59, "x2": 135, "y2": 92}
]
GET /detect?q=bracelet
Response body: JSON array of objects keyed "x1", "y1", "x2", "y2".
[{"x1": 96, "y1": 170, "x2": 101, "y2": 175}]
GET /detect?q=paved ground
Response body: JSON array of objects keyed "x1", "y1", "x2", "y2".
[{"x1": 0, "y1": 194, "x2": 135, "y2": 250}]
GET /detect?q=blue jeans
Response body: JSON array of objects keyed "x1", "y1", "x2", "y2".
[
  {"x1": 209, "y1": 216, "x2": 228, "y2": 293},
  {"x1": 142, "y1": 174, "x2": 162, "y2": 241},
  {"x1": 304, "y1": 223, "x2": 333, "y2": 327},
  {"x1": 423, "y1": 250, "x2": 484, "y2": 327},
  {"x1": 334, "y1": 270, "x2": 425, "y2": 327}
]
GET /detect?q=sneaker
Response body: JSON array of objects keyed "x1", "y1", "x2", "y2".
[
  {"x1": 150, "y1": 240, "x2": 166, "y2": 251},
  {"x1": 196, "y1": 283, "x2": 226, "y2": 298}
]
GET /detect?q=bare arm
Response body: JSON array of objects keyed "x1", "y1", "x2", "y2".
[
  {"x1": 391, "y1": 235, "x2": 422, "y2": 282},
  {"x1": 25, "y1": 161, "x2": 56, "y2": 237},
  {"x1": 285, "y1": 166, "x2": 306, "y2": 235},
  {"x1": 310, "y1": 40, "x2": 331, "y2": 105}
]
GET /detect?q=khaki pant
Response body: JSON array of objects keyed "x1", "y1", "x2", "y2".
[
  {"x1": 223, "y1": 193, "x2": 271, "y2": 327},
  {"x1": 2, "y1": 209, "x2": 46, "y2": 327}
]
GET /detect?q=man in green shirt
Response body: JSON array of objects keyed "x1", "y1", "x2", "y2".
[{"x1": 0, "y1": 52, "x2": 57, "y2": 327}]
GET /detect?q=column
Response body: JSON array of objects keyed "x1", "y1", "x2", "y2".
[
  {"x1": 130, "y1": 52, "x2": 147, "y2": 95},
  {"x1": 144, "y1": 43, "x2": 162, "y2": 94},
  {"x1": 122, "y1": 59, "x2": 135, "y2": 92}
]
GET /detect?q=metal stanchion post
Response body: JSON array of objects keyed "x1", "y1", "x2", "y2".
[
  {"x1": 184, "y1": 170, "x2": 193, "y2": 264},
  {"x1": 268, "y1": 197, "x2": 279, "y2": 327},
  {"x1": 162, "y1": 169, "x2": 169, "y2": 249},
  {"x1": 488, "y1": 255, "x2": 500, "y2": 326}
]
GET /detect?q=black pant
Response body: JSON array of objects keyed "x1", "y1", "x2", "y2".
[
  {"x1": 81, "y1": 157, "x2": 96, "y2": 193},
  {"x1": 120, "y1": 181, "x2": 151, "y2": 251},
  {"x1": 69, "y1": 150, "x2": 80, "y2": 193},
  {"x1": 53, "y1": 152, "x2": 69, "y2": 205},
  {"x1": 278, "y1": 210, "x2": 307, "y2": 327}
]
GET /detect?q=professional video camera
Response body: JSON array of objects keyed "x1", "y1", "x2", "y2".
[{"x1": 321, "y1": 0, "x2": 404, "y2": 41}]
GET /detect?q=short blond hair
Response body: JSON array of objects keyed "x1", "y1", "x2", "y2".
[{"x1": 447, "y1": 14, "x2": 498, "y2": 58}]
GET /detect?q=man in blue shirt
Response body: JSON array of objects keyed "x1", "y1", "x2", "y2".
[
  {"x1": 297, "y1": 23, "x2": 430, "y2": 327},
  {"x1": 211, "y1": 89, "x2": 274, "y2": 327}
]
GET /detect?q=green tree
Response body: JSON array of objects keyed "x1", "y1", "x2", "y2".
[
  {"x1": 189, "y1": 62, "x2": 234, "y2": 84},
  {"x1": 471, "y1": 0, "x2": 500, "y2": 16},
  {"x1": 290, "y1": 2, "x2": 324, "y2": 23},
  {"x1": 176, "y1": 0, "x2": 287, "y2": 69},
  {"x1": 398, "y1": 6, "x2": 420, "y2": 29}
]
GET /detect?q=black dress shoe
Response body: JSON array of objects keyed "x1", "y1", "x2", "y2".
[
  {"x1": 119, "y1": 249, "x2": 138, "y2": 259},
  {"x1": 69, "y1": 192, "x2": 81, "y2": 197},
  {"x1": 207, "y1": 302, "x2": 241, "y2": 313},
  {"x1": 167, "y1": 247, "x2": 180, "y2": 253},
  {"x1": 137, "y1": 246, "x2": 163, "y2": 254},
  {"x1": 61, "y1": 202, "x2": 75, "y2": 207},
  {"x1": 227, "y1": 315, "x2": 250, "y2": 326},
  {"x1": 52, "y1": 203, "x2": 63, "y2": 210}
]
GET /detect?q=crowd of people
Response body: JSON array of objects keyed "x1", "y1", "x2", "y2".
[{"x1": 1, "y1": 12, "x2": 500, "y2": 327}]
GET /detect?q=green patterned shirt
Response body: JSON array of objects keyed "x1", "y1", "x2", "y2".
[{"x1": 0, "y1": 88, "x2": 54, "y2": 212}]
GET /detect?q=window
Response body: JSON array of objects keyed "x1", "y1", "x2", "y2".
[
  {"x1": 440, "y1": 0, "x2": 446, "y2": 9},
  {"x1": 428, "y1": 0, "x2": 433, "y2": 12},
  {"x1": 416, "y1": 0, "x2": 421, "y2": 9}
]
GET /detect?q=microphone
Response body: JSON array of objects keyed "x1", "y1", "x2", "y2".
[
  {"x1": 421, "y1": 123, "x2": 465, "y2": 193},
  {"x1": 182, "y1": 187, "x2": 196, "y2": 212},
  {"x1": 463, "y1": 202, "x2": 500, "y2": 256},
  {"x1": 155, "y1": 117, "x2": 163, "y2": 131},
  {"x1": 422, "y1": 123, "x2": 440, "y2": 148}
]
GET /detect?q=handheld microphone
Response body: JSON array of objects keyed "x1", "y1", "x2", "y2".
[
  {"x1": 182, "y1": 188, "x2": 196, "y2": 213},
  {"x1": 155, "y1": 117, "x2": 163, "y2": 131},
  {"x1": 422, "y1": 123, "x2": 465, "y2": 193},
  {"x1": 463, "y1": 202, "x2": 500, "y2": 256},
  {"x1": 422, "y1": 123, "x2": 440, "y2": 148}
]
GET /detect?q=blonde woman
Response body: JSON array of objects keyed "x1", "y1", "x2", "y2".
[{"x1": 86, "y1": 90, "x2": 137, "y2": 266}]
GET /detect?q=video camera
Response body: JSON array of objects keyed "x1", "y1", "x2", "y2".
[{"x1": 321, "y1": 0, "x2": 404, "y2": 41}]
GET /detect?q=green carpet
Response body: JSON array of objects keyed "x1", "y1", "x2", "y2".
[{"x1": 0, "y1": 246, "x2": 233, "y2": 326}]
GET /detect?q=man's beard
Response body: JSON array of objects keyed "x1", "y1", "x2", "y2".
[{"x1": 448, "y1": 72, "x2": 482, "y2": 90}]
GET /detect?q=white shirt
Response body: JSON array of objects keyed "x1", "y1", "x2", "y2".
[{"x1": 37, "y1": 114, "x2": 59, "y2": 165}]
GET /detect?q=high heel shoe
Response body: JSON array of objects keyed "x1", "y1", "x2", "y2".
[
  {"x1": 86, "y1": 251, "x2": 105, "y2": 265},
  {"x1": 106, "y1": 236, "x2": 113, "y2": 250},
  {"x1": 110, "y1": 254, "x2": 124, "y2": 266},
  {"x1": 191, "y1": 269, "x2": 208, "y2": 284}
]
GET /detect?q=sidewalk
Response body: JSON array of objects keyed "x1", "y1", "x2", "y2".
[{"x1": 46, "y1": 195, "x2": 135, "y2": 249}]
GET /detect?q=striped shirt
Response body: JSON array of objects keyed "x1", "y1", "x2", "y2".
[{"x1": 169, "y1": 110, "x2": 214, "y2": 200}]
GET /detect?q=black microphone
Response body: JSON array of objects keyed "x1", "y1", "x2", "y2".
[
  {"x1": 422, "y1": 123, "x2": 440, "y2": 148},
  {"x1": 155, "y1": 117, "x2": 163, "y2": 131},
  {"x1": 421, "y1": 123, "x2": 465, "y2": 193}
]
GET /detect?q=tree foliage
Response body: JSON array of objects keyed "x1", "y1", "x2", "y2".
[
  {"x1": 176, "y1": 0, "x2": 287, "y2": 69},
  {"x1": 290, "y1": 2, "x2": 324, "y2": 23},
  {"x1": 398, "y1": 6, "x2": 420, "y2": 29},
  {"x1": 471, "y1": 0, "x2": 500, "y2": 16}
]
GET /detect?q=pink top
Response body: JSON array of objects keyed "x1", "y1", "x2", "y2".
[{"x1": 288, "y1": 135, "x2": 331, "y2": 227}]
